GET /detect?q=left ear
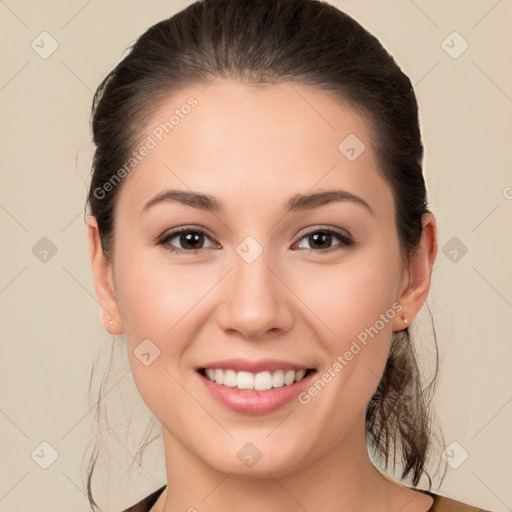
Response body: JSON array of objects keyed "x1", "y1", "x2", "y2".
[{"x1": 393, "y1": 212, "x2": 438, "y2": 331}]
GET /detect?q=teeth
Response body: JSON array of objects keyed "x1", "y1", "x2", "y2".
[
  {"x1": 272, "y1": 370, "x2": 285, "y2": 388},
  {"x1": 237, "y1": 371, "x2": 254, "y2": 390},
  {"x1": 294, "y1": 369, "x2": 306, "y2": 382},
  {"x1": 254, "y1": 371, "x2": 272, "y2": 391},
  {"x1": 223, "y1": 369, "x2": 237, "y2": 387},
  {"x1": 203, "y1": 368, "x2": 310, "y2": 391},
  {"x1": 284, "y1": 370, "x2": 295, "y2": 385}
]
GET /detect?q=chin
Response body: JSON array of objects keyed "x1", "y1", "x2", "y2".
[{"x1": 199, "y1": 440, "x2": 311, "y2": 479}]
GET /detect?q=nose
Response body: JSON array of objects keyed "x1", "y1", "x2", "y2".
[{"x1": 216, "y1": 244, "x2": 294, "y2": 341}]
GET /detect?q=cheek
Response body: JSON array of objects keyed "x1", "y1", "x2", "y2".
[
  {"x1": 113, "y1": 249, "x2": 212, "y2": 341},
  {"x1": 112, "y1": 256, "x2": 202, "y2": 419},
  {"x1": 296, "y1": 245, "x2": 401, "y2": 405},
  {"x1": 300, "y1": 247, "x2": 402, "y2": 346}
]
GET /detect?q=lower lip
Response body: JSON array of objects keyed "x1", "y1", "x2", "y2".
[{"x1": 197, "y1": 370, "x2": 316, "y2": 415}]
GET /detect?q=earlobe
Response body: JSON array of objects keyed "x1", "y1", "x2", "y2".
[
  {"x1": 392, "y1": 213, "x2": 438, "y2": 331},
  {"x1": 86, "y1": 216, "x2": 124, "y2": 335}
]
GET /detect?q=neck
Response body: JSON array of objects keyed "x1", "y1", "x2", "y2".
[{"x1": 158, "y1": 415, "x2": 394, "y2": 512}]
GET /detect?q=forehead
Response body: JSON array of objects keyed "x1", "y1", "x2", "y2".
[{"x1": 116, "y1": 79, "x2": 393, "y2": 220}]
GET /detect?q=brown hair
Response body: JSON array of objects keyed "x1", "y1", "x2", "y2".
[{"x1": 85, "y1": 0, "x2": 444, "y2": 507}]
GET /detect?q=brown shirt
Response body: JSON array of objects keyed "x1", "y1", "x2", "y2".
[{"x1": 119, "y1": 486, "x2": 492, "y2": 512}]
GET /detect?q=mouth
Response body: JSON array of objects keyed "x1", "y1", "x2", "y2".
[
  {"x1": 195, "y1": 361, "x2": 318, "y2": 414},
  {"x1": 197, "y1": 367, "x2": 316, "y2": 391}
]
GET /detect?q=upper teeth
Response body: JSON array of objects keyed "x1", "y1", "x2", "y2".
[{"x1": 204, "y1": 368, "x2": 308, "y2": 391}]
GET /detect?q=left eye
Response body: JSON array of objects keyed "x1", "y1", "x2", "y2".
[
  {"x1": 157, "y1": 227, "x2": 353, "y2": 254},
  {"x1": 295, "y1": 229, "x2": 353, "y2": 252}
]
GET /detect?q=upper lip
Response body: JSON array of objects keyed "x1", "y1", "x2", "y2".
[{"x1": 197, "y1": 358, "x2": 315, "y2": 373}]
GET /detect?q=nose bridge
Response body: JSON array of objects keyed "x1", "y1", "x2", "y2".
[{"x1": 217, "y1": 234, "x2": 292, "y2": 338}]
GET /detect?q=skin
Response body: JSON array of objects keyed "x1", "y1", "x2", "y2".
[{"x1": 87, "y1": 79, "x2": 437, "y2": 512}]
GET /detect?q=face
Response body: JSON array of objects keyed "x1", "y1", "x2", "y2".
[{"x1": 88, "y1": 79, "x2": 434, "y2": 478}]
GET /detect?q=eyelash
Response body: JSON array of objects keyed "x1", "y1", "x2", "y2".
[{"x1": 156, "y1": 226, "x2": 354, "y2": 255}]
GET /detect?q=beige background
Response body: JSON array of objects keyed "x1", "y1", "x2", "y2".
[{"x1": 1, "y1": 0, "x2": 511, "y2": 510}]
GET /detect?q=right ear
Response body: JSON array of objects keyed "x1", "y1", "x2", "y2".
[{"x1": 86, "y1": 215, "x2": 124, "y2": 335}]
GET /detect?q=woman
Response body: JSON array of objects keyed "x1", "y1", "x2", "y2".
[{"x1": 85, "y1": 0, "x2": 492, "y2": 510}]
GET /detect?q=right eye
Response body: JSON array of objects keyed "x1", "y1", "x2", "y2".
[{"x1": 157, "y1": 227, "x2": 218, "y2": 254}]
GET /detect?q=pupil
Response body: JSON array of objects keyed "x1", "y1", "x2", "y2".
[
  {"x1": 311, "y1": 232, "x2": 331, "y2": 249},
  {"x1": 182, "y1": 232, "x2": 203, "y2": 249}
]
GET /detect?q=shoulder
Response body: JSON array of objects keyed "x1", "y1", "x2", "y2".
[
  {"x1": 430, "y1": 493, "x2": 494, "y2": 512},
  {"x1": 118, "y1": 485, "x2": 166, "y2": 512}
]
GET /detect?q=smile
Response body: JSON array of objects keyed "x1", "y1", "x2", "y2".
[
  {"x1": 196, "y1": 360, "x2": 318, "y2": 414},
  {"x1": 201, "y1": 368, "x2": 314, "y2": 391}
]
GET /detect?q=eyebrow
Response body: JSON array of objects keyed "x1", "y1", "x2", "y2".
[{"x1": 142, "y1": 189, "x2": 374, "y2": 216}]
